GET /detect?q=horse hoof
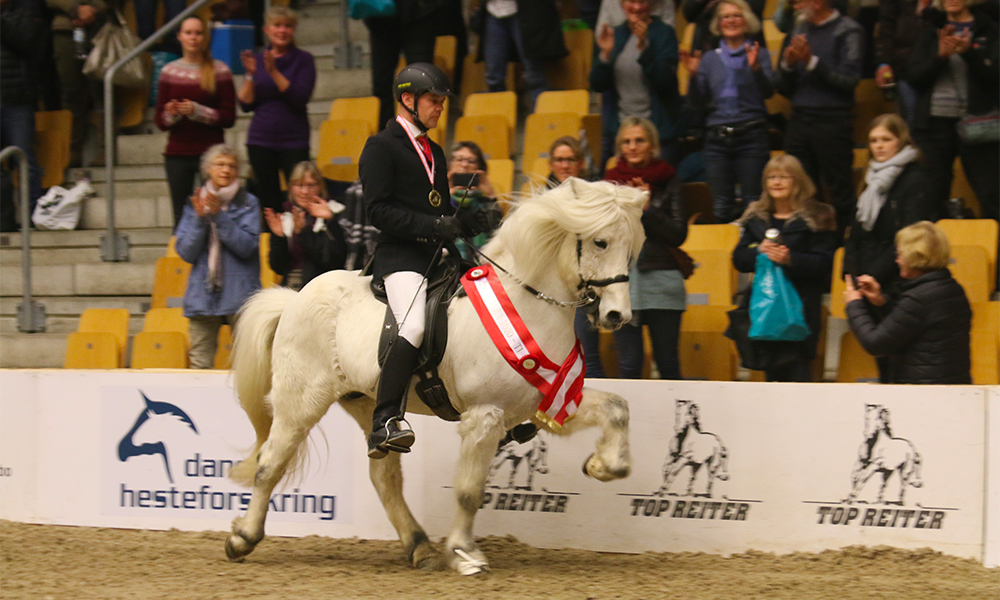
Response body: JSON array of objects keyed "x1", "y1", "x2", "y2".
[
  {"x1": 581, "y1": 453, "x2": 594, "y2": 478},
  {"x1": 451, "y1": 548, "x2": 490, "y2": 576},
  {"x1": 225, "y1": 533, "x2": 255, "y2": 562}
]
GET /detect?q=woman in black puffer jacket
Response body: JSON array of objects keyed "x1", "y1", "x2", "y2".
[{"x1": 844, "y1": 221, "x2": 971, "y2": 384}]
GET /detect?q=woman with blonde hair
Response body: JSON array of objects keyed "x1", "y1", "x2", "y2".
[
  {"x1": 732, "y1": 154, "x2": 837, "y2": 381},
  {"x1": 264, "y1": 161, "x2": 348, "y2": 290},
  {"x1": 155, "y1": 16, "x2": 236, "y2": 228},
  {"x1": 844, "y1": 221, "x2": 971, "y2": 384}
]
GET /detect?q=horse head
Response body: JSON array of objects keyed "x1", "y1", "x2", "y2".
[
  {"x1": 117, "y1": 391, "x2": 198, "y2": 484},
  {"x1": 486, "y1": 178, "x2": 646, "y2": 330},
  {"x1": 862, "y1": 404, "x2": 885, "y2": 440}
]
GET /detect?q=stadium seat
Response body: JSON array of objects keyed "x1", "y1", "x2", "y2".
[
  {"x1": 534, "y1": 90, "x2": 590, "y2": 116},
  {"x1": 64, "y1": 331, "x2": 119, "y2": 369},
  {"x1": 166, "y1": 236, "x2": 179, "y2": 258},
  {"x1": 949, "y1": 158, "x2": 979, "y2": 216},
  {"x1": 949, "y1": 245, "x2": 991, "y2": 303},
  {"x1": 685, "y1": 248, "x2": 739, "y2": 305},
  {"x1": 453, "y1": 114, "x2": 511, "y2": 160},
  {"x1": 677, "y1": 23, "x2": 695, "y2": 96},
  {"x1": 460, "y1": 54, "x2": 516, "y2": 107},
  {"x1": 936, "y1": 219, "x2": 998, "y2": 289},
  {"x1": 971, "y1": 328, "x2": 999, "y2": 385},
  {"x1": 131, "y1": 331, "x2": 189, "y2": 369},
  {"x1": 679, "y1": 331, "x2": 737, "y2": 380},
  {"x1": 260, "y1": 233, "x2": 283, "y2": 288},
  {"x1": 316, "y1": 119, "x2": 369, "y2": 182},
  {"x1": 328, "y1": 97, "x2": 380, "y2": 136},
  {"x1": 151, "y1": 256, "x2": 191, "y2": 309},
  {"x1": 34, "y1": 110, "x2": 72, "y2": 188},
  {"x1": 524, "y1": 156, "x2": 552, "y2": 186},
  {"x1": 681, "y1": 223, "x2": 741, "y2": 252},
  {"x1": 434, "y1": 35, "x2": 457, "y2": 83},
  {"x1": 547, "y1": 29, "x2": 593, "y2": 92},
  {"x1": 78, "y1": 308, "x2": 131, "y2": 367},
  {"x1": 829, "y1": 247, "x2": 846, "y2": 319},
  {"x1": 680, "y1": 182, "x2": 715, "y2": 224},
  {"x1": 836, "y1": 331, "x2": 879, "y2": 383},
  {"x1": 464, "y1": 91, "x2": 517, "y2": 153},
  {"x1": 581, "y1": 113, "x2": 603, "y2": 168},
  {"x1": 681, "y1": 304, "x2": 736, "y2": 332},
  {"x1": 116, "y1": 85, "x2": 149, "y2": 129},
  {"x1": 143, "y1": 307, "x2": 190, "y2": 345},
  {"x1": 522, "y1": 112, "x2": 581, "y2": 166},
  {"x1": 763, "y1": 20, "x2": 783, "y2": 68},
  {"x1": 486, "y1": 158, "x2": 514, "y2": 197},
  {"x1": 853, "y1": 79, "x2": 895, "y2": 146},
  {"x1": 214, "y1": 324, "x2": 233, "y2": 369},
  {"x1": 971, "y1": 301, "x2": 999, "y2": 336}
]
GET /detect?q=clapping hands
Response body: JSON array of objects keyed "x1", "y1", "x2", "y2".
[{"x1": 783, "y1": 34, "x2": 812, "y2": 67}]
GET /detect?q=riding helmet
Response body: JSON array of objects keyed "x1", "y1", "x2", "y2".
[{"x1": 393, "y1": 62, "x2": 453, "y2": 104}]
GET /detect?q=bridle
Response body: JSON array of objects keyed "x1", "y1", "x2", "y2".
[{"x1": 462, "y1": 235, "x2": 630, "y2": 310}]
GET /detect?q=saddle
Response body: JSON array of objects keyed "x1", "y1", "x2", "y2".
[{"x1": 370, "y1": 254, "x2": 467, "y2": 422}]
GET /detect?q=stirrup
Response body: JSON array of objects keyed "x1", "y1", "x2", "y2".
[{"x1": 367, "y1": 417, "x2": 415, "y2": 459}]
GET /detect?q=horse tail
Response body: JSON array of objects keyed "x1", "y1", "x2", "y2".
[
  {"x1": 230, "y1": 286, "x2": 298, "y2": 486},
  {"x1": 716, "y1": 440, "x2": 730, "y2": 481}
]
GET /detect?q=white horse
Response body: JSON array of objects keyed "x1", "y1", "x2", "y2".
[
  {"x1": 224, "y1": 178, "x2": 646, "y2": 575},
  {"x1": 844, "y1": 404, "x2": 923, "y2": 505},
  {"x1": 656, "y1": 400, "x2": 729, "y2": 497}
]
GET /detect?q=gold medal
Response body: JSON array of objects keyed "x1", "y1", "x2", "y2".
[{"x1": 429, "y1": 189, "x2": 442, "y2": 207}]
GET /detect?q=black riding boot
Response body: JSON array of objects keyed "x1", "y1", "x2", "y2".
[{"x1": 368, "y1": 337, "x2": 420, "y2": 459}]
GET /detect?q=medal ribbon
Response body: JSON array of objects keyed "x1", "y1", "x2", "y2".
[
  {"x1": 461, "y1": 264, "x2": 586, "y2": 430},
  {"x1": 396, "y1": 115, "x2": 435, "y2": 186}
]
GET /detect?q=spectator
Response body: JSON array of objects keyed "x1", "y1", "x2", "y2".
[
  {"x1": 591, "y1": 0, "x2": 682, "y2": 167},
  {"x1": 578, "y1": 117, "x2": 688, "y2": 379},
  {"x1": 682, "y1": 0, "x2": 765, "y2": 53},
  {"x1": 238, "y1": 6, "x2": 316, "y2": 216},
  {"x1": 732, "y1": 154, "x2": 837, "y2": 382},
  {"x1": 844, "y1": 220, "x2": 971, "y2": 384},
  {"x1": 546, "y1": 136, "x2": 587, "y2": 185},
  {"x1": 478, "y1": 0, "x2": 567, "y2": 111},
  {"x1": 263, "y1": 161, "x2": 347, "y2": 290},
  {"x1": 906, "y1": 0, "x2": 999, "y2": 223},
  {"x1": 155, "y1": 16, "x2": 236, "y2": 230},
  {"x1": 46, "y1": 0, "x2": 106, "y2": 168},
  {"x1": 447, "y1": 140, "x2": 499, "y2": 259},
  {"x1": 1, "y1": 0, "x2": 45, "y2": 214},
  {"x1": 596, "y1": 0, "x2": 675, "y2": 30},
  {"x1": 776, "y1": 0, "x2": 864, "y2": 236},
  {"x1": 684, "y1": 0, "x2": 774, "y2": 223},
  {"x1": 134, "y1": 0, "x2": 183, "y2": 54},
  {"x1": 874, "y1": 0, "x2": 927, "y2": 122},
  {"x1": 175, "y1": 144, "x2": 261, "y2": 369}
]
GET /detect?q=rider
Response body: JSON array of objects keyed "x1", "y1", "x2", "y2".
[{"x1": 359, "y1": 63, "x2": 495, "y2": 459}]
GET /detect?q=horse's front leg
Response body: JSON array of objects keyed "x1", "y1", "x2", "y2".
[
  {"x1": 446, "y1": 404, "x2": 508, "y2": 575},
  {"x1": 553, "y1": 387, "x2": 631, "y2": 482},
  {"x1": 657, "y1": 457, "x2": 685, "y2": 496}
]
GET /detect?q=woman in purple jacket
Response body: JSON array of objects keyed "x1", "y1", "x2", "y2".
[{"x1": 238, "y1": 6, "x2": 316, "y2": 214}]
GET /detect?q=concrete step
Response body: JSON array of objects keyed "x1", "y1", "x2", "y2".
[
  {"x1": 295, "y1": 9, "x2": 368, "y2": 47},
  {"x1": 0, "y1": 315, "x2": 145, "y2": 334},
  {"x1": 0, "y1": 246, "x2": 166, "y2": 266},
  {"x1": 77, "y1": 196, "x2": 174, "y2": 229},
  {"x1": 0, "y1": 295, "x2": 153, "y2": 317},
  {"x1": 0, "y1": 228, "x2": 171, "y2": 249},
  {"x1": 91, "y1": 180, "x2": 170, "y2": 201},
  {"x1": 0, "y1": 262, "x2": 156, "y2": 297},
  {"x1": 0, "y1": 332, "x2": 68, "y2": 368}
]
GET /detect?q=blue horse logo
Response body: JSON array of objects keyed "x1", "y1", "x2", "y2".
[{"x1": 117, "y1": 391, "x2": 198, "y2": 483}]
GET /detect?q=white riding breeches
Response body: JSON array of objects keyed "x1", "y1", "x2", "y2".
[{"x1": 383, "y1": 271, "x2": 428, "y2": 347}]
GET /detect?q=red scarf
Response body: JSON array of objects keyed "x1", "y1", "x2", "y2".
[{"x1": 604, "y1": 158, "x2": 676, "y2": 186}]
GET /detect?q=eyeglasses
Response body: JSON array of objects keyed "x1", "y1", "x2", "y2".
[
  {"x1": 211, "y1": 161, "x2": 238, "y2": 170},
  {"x1": 551, "y1": 157, "x2": 579, "y2": 164},
  {"x1": 450, "y1": 156, "x2": 479, "y2": 165},
  {"x1": 766, "y1": 174, "x2": 792, "y2": 181},
  {"x1": 719, "y1": 13, "x2": 745, "y2": 20}
]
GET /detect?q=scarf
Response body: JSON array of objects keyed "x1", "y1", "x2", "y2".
[
  {"x1": 856, "y1": 145, "x2": 919, "y2": 232},
  {"x1": 604, "y1": 157, "x2": 676, "y2": 186},
  {"x1": 201, "y1": 180, "x2": 240, "y2": 292}
]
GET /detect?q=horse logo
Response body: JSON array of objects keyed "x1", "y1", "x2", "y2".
[
  {"x1": 655, "y1": 400, "x2": 729, "y2": 497},
  {"x1": 487, "y1": 437, "x2": 549, "y2": 490},
  {"x1": 844, "y1": 404, "x2": 923, "y2": 505},
  {"x1": 117, "y1": 391, "x2": 198, "y2": 483}
]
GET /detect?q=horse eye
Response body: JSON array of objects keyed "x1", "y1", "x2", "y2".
[{"x1": 594, "y1": 239, "x2": 608, "y2": 249}]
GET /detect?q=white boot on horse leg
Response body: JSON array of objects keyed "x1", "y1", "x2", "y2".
[
  {"x1": 446, "y1": 405, "x2": 508, "y2": 575},
  {"x1": 553, "y1": 388, "x2": 632, "y2": 482}
]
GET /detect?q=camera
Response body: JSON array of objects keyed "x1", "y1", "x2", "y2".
[{"x1": 452, "y1": 172, "x2": 478, "y2": 188}]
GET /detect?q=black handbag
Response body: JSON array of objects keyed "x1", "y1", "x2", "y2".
[{"x1": 725, "y1": 287, "x2": 801, "y2": 371}]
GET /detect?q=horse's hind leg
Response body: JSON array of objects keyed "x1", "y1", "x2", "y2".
[
  {"x1": 339, "y1": 396, "x2": 442, "y2": 570},
  {"x1": 553, "y1": 388, "x2": 631, "y2": 482},
  {"x1": 446, "y1": 404, "x2": 507, "y2": 575}
]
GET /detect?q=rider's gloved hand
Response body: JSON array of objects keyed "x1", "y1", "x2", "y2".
[
  {"x1": 432, "y1": 216, "x2": 463, "y2": 242},
  {"x1": 457, "y1": 201, "x2": 502, "y2": 236}
]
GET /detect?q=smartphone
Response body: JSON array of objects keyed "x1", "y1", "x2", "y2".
[{"x1": 452, "y1": 172, "x2": 478, "y2": 188}]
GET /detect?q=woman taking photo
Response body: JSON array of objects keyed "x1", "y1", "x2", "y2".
[
  {"x1": 578, "y1": 117, "x2": 687, "y2": 379},
  {"x1": 447, "y1": 141, "x2": 499, "y2": 259},
  {"x1": 155, "y1": 16, "x2": 236, "y2": 229},
  {"x1": 845, "y1": 221, "x2": 971, "y2": 384},
  {"x1": 732, "y1": 154, "x2": 837, "y2": 382},
  {"x1": 685, "y1": 0, "x2": 773, "y2": 223},
  {"x1": 590, "y1": 0, "x2": 682, "y2": 167},
  {"x1": 263, "y1": 161, "x2": 348, "y2": 291},
  {"x1": 238, "y1": 6, "x2": 317, "y2": 214}
]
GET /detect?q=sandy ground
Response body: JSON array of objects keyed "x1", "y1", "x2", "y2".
[{"x1": 1, "y1": 520, "x2": 997, "y2": 600}]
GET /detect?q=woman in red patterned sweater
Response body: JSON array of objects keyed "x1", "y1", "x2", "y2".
[{"x1": 155, "y1": 16, "x2": 237, "y2": 229}]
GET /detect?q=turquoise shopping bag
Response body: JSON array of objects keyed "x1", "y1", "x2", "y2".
[{"x1": 748, "y1": 253, "x2": 810, "y2": 341}]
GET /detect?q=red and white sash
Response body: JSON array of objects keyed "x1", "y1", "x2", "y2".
[{"x1": 461, "y1": 264, "x2": 585, "y2": 431}]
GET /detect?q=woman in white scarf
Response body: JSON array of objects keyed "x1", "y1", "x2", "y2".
[
  {"x1": 843, "y1": 113, "x2": 936, "y2": 382},
  {"x1": 175, "y1": 144, "x2": 262, "y2": 369}
]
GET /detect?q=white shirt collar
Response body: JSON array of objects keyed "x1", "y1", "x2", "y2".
[{"x1": 397, "y1": 114, "x2": 425, "y2": 139}]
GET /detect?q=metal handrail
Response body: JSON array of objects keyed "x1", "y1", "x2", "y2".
[
  {"x1": 102, "y1": 0, "x2": 216, "y2": 261},
  {"x1": 1, "y1": 146, "x2": 46, "y2": 332}
]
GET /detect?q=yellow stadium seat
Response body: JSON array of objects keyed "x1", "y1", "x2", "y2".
[
  {"x1": 486, "y1": 158, "x2": 514, "y2": 197},
  {"x1": 143, "y1": 306, "x2": 190, "y2": 345},
  {"x1": 581, "y1": 113, "x2": 602, "y2": 169},
  {"x1": 259, "y1": 232, "x2": 283, "y2": 288},
  {"x1": 547, "y1": 29, "x2": 593, "y2": 92},
  {"x1": 525, "y1": 156, "x2": 552, "y2": 185},
  {"x1": 131, "y1": 331, "x2": 189, "y2": 369},
  {"x1": 328, "y1": 97, "x2": 380, "y2": 136},
  {"x1": 522, "y1": 112, "x2": 581, "y2": 166},
  {"x1": 763, "y1": 20, "x2": 783, "y2": 67},
  {"x1": 972, "y1": 301, "x2": 999, "y2": 335},
  {"x1": 678, "y1": 23, "x2": 696, "y2": 96},
  {"x1": 214, "y1": 324, "x2": 233, "y2": 369},
  {"x1": 853, "y1": 79, "x2": 895, "y2": 146},
  {"x1": 949, "y1": 158, "x2": 979, "y2": 216},
  {"x1": 829, "y1": 247, "x2": 846, "y2": 319},
  {"x1": 78, "y1": 308, "x2": 131, "y2": 368},
  {"x1": 166, "y1": 236, "x2": 179, "y2": 258},
  {"x1": 534, "y1": 90, "x2": 590, "y2": 116},
  {"x1": 680, "y1": 182, "x2": 715, "y2": 224},
  {"x1": 434, "y1": 35, "x2": 457, "y2": 83},
  {"x1": 317, "y1": 119, "x2": 369, "y2": 182},
  {"x1": 116, "y1": 84, "x2": 149, "y2": 129},
  {"x1": 950, "y1": 245, "x2": 991, "y2": 303},
  {"x1": 836, "y1": 331, "x2": 879, "y2": 383},
  {"x1": 465, "y1": 91, "x2": 517, "y2": 153},
  {"x1": 685, "y1": 248, "x2": 739, "y2": 305},
  {"x1": 64, "y1": 331, "x2": 119, "y2": 369},
  {"x1": 151, "y1": 256, "x2": 191, "y2": 309},
  {"x1": 679, "y1": 331, "x2": 737, "y2": 380},
  {"x1": 460, "y1": 54, "x2": 515, "y2": 107},
  {"x1": 971, "y1": 328, "x2": 999, "y2": 385},
  {"x1": 681, "y1": 304, "x2": 736, "y2": 331},
  {"x1": 681, "y1": 223, "x2": 741, "y2": 252},
  {"x1": 34, "y1": 110, "x2": 72, "y2": 188},
  {"x1": 937, "y1": 219, "x2": 997, "y2": 288},
  {"x1": 453, "y1": 114, "x2": 511, "y2": 160}
]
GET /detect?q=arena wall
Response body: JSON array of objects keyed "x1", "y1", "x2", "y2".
[{"x1": 1, "y1": 370, "x2": 997, "y2": 567}]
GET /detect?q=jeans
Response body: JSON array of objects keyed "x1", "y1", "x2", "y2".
[
  {"x1": 246, "y1": 145, "x2": 311, "y2": 214},
  {"x1": 574, "y1": 308, "x2": 682, "y2": 379},
  {"x1": 702, "y1": 125, "x2": 769, "y2": 223},
  {"x1": 914, "y1": 116, "x2": 1000, "y2": 222},
  {"x1": 484, "y1": 14, "x2": 548, "y2": 110},
  {"x1": 364, "y1": 15, "x2": 436, "y2": 128},
  {"x1": 0, "y1": 104, "x2": 44, "y2": 210},
  {"x1": 785, "y1": 110, "x2": 856, "y2": 233},
  {"x1": 765, "y1": 357, "x2": 812, "y2": 382},
  {"x1": 164, "y1": 155, "x2": 202, "y2": 230}
]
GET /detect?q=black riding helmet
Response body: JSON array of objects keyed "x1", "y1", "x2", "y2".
[{"x1": 394, "y1": 62, "x2": 453, "y2": 132}]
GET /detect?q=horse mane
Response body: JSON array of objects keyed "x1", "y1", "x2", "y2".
[{"x1": 483, "y1": 178, "x2": 647, "y2": 289}]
